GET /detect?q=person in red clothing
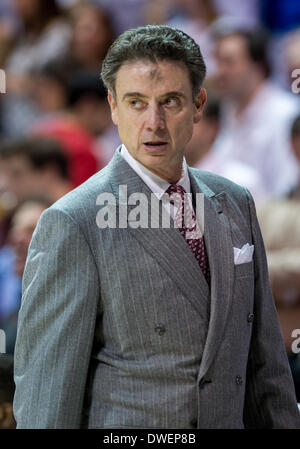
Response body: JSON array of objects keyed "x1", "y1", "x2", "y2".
[
  {"x1": 31, "y1": 70, "x2": 108, "y2": 187},
  {"x1": 32, "y1": 115, "x2": 99, "y2": 188}
]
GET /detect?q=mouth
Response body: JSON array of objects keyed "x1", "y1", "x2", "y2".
[{"x1": 143, "y1": 141, "x2": 168, "y2": 151}]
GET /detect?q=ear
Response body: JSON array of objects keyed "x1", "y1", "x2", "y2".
[
  {"x1": 193, "y1": 88, "x2": 206, "y2": 124},
  {"x1": 107, "y1": 90, "x2": 118, "y2": 125}
]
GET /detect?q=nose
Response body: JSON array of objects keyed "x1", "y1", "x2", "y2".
[{"x1": 144, "y1": 104, "x2": 165, "y2": 132}]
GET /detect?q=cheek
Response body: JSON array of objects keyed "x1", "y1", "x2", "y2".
[
  {"x1": 173, "y1": 115, "x2": 194, "y2": 143},
  {"x1": 119, "y1": 113, "x2": 141, "y2": 136},
  {"x1": 118, "y1": 119, "x2": 134, "y2": 137},
  {"x1": 116, "y1": 118, "x2": 141, "y2": 149}
]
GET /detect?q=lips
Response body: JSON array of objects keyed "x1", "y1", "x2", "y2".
[
  {"x1": 143, "y1": 141, "x2": 168, "y2": 151},
  {"x1": 144, "y1": 141, "x2": 167, "y2": 145}
]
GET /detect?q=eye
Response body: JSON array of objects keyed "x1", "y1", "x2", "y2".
[
  {"x1": 164, "y1": 97, "x2": 180, "y2": 107},
  {"x1": 129, "y1": 99, "x2": 145, "y2": 110}
]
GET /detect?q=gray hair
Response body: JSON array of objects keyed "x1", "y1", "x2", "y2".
[{"x1": 101, "y1": 25, "x2": 206, "y2": 100}]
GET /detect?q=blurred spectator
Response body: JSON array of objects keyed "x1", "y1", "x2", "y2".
[
  {"x1": 0, "y1": 354, "x2": 15, "y2": 428},
  {"x1": 0, "y1": 136, "x2": 71, "y2": 204},
  {"x1": 10, "y1": 197, "x2": 51, "y2": 278},
  {"x1": 186, "y1": 89, "x2": 266, "y2": 202},
  {"x1": 0, "y1": 196, "x2": 51, "y2": 355},
  {"x1": 211, "y1": 28, "x2": 300, "y2": 199},
  {"x1": 32, "y1": 71, "x2": 117, "y2": 180},
  {"x1": 95, "y1": 119, "x2": 121, "y2": 167},
  {"x1": 288, "y1": 116, "x2": 300, "y2": 199},
  {"x1": 0, "y1": 0, "x2": 71, "y2": 136},
  {"x1": 185, "y1": 89, "x2": 221, "y2": 167},
  {"x1": 212, "y1": 0, "x2": 259, "y2": 28},
  {"x1": 66, "y1": 3, "x2": 114, "y2": 72},
  {"x1": 257, "y1": 114, "x2": 300, "y2": 401},
  {"x1": 94, "y1": 0, "x2": 149, "y2": 35},
  {"x1": 147, "y1": 0, "x2": 218, "y2": 77},
  {"x1": 0, "y1": 0, "x2": 16, "y2": 19},
  {"x1": 31, "y1": 62, "x2": 69, "y2": 119},
  {"x1": 0, "y1": 1, "x2": 19, "y2": 67},
  {"x1": 0, "y1": 181, "x2": 17, "y2": 249}
]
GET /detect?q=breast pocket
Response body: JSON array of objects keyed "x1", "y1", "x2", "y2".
[{"x1": 234, "y1": 260, "x2": 254, "y2": 278}]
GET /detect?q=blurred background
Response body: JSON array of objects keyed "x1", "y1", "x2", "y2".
[{"x1": 0, "y1": 0, "x2": 299, "y2": 428}]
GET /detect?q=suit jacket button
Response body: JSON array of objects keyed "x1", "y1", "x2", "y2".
[
  {"x1": 247, "y1": 313, "x2": 254, "y2": 323},
  {"x1": 236, "y1": 375, "x2": 243, "y2": 385},
  {"x1": 199, "y1": 378, "x2": 212, "y2": 389},
  {"x1": 155, "y1": 324, "x2": 166, "y2": 336}
]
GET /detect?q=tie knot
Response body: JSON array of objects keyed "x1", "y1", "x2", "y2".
[{"x1": 165, "y1": 184, "x2": 186, "y2": 196}]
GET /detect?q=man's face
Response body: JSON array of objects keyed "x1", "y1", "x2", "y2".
[
  {"x1": 214, "y1": 35, "x2": 256, "y2": 99},
  {"x1": 0, "y1": 156, "x2": 43, "y2": 203},
  {"x1": 108, "y1": 59, "x2": 205, "y2": 182}
]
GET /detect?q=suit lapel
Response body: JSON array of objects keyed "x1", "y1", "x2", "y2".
[
  {"x1": 189, "y1": 170, "x2": 234, "y2": 379},
  {"x1": 108, "y1": 150, "x2": 210, "y2": 317}
]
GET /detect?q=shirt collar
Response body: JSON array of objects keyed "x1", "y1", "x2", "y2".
[{"x1": 120, "y1": 144, "x2": 191, "y2": 199}]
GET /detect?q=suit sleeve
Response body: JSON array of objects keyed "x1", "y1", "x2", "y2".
[
  {"x1": 13, "y1": 207, "x2": 100, "y2": 428},
  {"x1": 243, "y1": 188, "x2": 300, "y2": 428}
]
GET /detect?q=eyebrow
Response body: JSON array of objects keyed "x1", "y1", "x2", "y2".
[{"x1": 122, "y1": 91, "x2": 186, "y2": 101}]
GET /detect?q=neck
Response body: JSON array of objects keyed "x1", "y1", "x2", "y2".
[{"x1": 145, "y1": 164, "x2": 183, "y2": 184}]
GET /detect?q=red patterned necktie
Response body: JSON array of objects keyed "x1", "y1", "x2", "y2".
[{"x1": 166, "y1": 183, "x2": 210, "y2": 284}]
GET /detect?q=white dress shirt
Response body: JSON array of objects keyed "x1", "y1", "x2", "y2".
[{"x1": 120, "y1": 144, "x2": 194, "y2": 221}]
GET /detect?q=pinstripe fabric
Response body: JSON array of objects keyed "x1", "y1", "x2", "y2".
[{"x1": 13, "y1": 148, "x2": 300, "y2": 428}]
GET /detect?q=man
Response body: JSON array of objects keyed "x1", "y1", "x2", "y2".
[
  {"x1": 13, "y1": 25, "x2": 300, "y2": 429},
  {"x1": 212, "y1": 28, "x2": 300, "y2": 199}
]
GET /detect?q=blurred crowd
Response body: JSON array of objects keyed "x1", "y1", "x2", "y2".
[{"x1": 0, "y1": 0, "x2": 300, "y2": 428}]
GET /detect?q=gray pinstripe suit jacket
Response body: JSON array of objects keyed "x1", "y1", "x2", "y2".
[{"x1": 13, "y1": 148, "x2": 300, "y2": 428}]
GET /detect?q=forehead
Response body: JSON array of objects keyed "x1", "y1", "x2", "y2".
[{"x1": 114, "y1": 59, "x2": 192, "y2": 97}]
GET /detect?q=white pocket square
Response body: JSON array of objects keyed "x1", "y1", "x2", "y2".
[{"x1": 233, "y1": 243, "x2": 254, "y2": 265}]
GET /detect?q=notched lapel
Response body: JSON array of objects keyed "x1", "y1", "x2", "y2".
[{"x1": 190, "y1": 174, "x2": 235, "y2": 379}]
